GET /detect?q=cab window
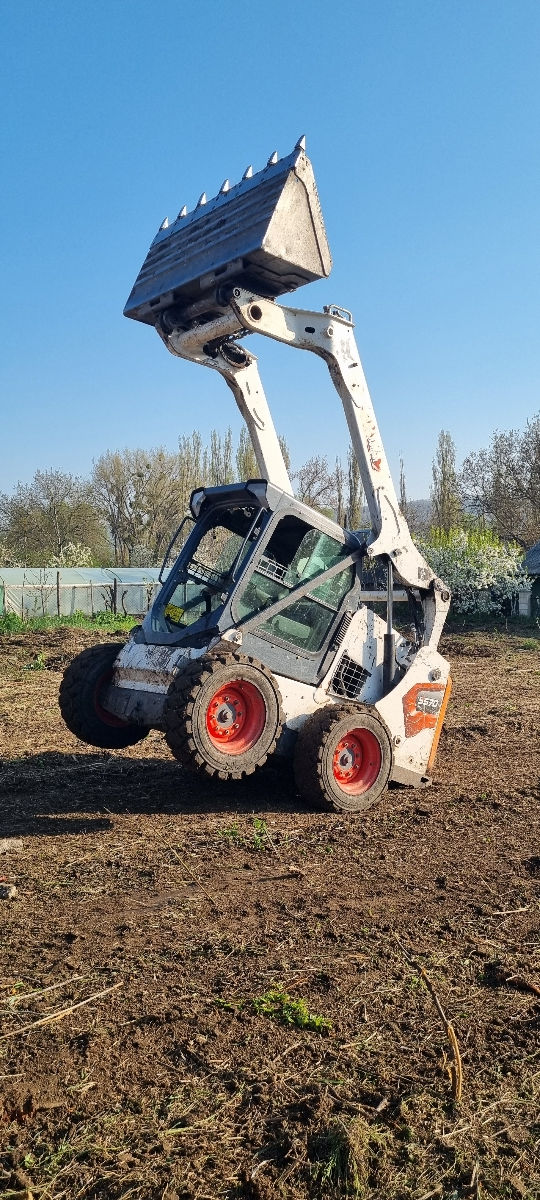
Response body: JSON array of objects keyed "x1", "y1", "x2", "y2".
[
  {"x1": 153, "y1": 505, "x2": 261, "y2": 633},
  {"x1": 235, "y1": 515, "x2": 354, "y2": 652}
]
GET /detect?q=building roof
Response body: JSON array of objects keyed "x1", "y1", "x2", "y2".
[
  {"x1": 524, "y1": 542, "x2": 540, "y2": 575},
  {"x1": 0, "y1": 567, "x2": 162, "y2": 585}
]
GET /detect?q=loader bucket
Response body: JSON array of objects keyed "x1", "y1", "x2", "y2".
[{"x1": 124, "y1": 140, "x2": 332, "y2": 326}]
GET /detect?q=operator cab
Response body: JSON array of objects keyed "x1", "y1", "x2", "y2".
[{"x1": 143, "y1": 482, "x2": 363, "y2": 674}]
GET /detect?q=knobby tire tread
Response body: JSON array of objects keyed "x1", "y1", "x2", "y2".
[
  {"x1": 59, "y1": 642, "x2": 149, "y2": 750},
  {"x1": 164, "y1": 643, "x2": 284, "y2": 780},
  {"x1": 294, "y1": 702, "x2": 391, "y2": 813}
]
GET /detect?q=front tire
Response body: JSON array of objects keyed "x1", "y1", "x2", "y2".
[
  {"x1": 59, "y1": 642, "x2": 149, "y2": 750},
  {"x1": 164, "y1": 645, "x2": 283, "y2": 780},
  {"x1": 294, "y1": 704, "x2": 392, "y2": 813}
]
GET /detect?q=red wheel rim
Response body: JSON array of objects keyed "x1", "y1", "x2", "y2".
[
  {"x1": 94, "y1": 670, "x2": 129, "y2": 728},
  {"x1": 332, "y1": 727, "x2": 382, "y2": 795},
  {"x1": 205, "y1": 679, "x2": 266, "y2": 756}
]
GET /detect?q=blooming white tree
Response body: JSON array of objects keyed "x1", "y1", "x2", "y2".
[
  {"x1": 49, "y1": 542, "x2": 94, "y2": 568},
  {"x1": 0, "y1": 543, "x2": 21, "y2": 567},
  {"x1": 416, "y1": 528, "x2": 528, "y2": 615}
]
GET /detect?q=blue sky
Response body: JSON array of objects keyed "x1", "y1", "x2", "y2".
[{"x1": 1, "y1": 0, "x2": 539, "y2": 498}]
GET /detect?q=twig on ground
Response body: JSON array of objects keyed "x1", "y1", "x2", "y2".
[
  {"x1": 469, "y1": 1160, "x2": 480, "y2": 1198},
  {"x1": 164, "y1": 1089, "x2": 241, "y2": 1134},
  {"x1": 263, "y1": 826, "x2": 283, "y2": 861},
  {"x1": 2, "y1": 973, "x2": 87, "y2": 1006},
  {"x1": 0, "y1": 980, "x2": 123, "y2": 1041},
  {"x1": 166, "y1": 845, "x2": 220, "y2": 911},
  {"x1": 505, "y1": 974, "x2": 540, "y2": 997},
  {"x1": 492, "y1": 906, "x2": 530, "y2": 916},
  {"x1": 272, "y1": 1037, "x2": 304, "y2": 1061},
  {"x1": 396, "y1": 938, "x2": 463, "y2": 1101},
  {"x1": 483, "y1": 961, "x2": 540, "y2": 996}
]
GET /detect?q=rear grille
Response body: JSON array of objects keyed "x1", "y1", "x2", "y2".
[
  {"x1": 330, "y1": 654, "x2": 369, "y2": 700},
  {"x1": 329, "y1": 610, "x2": 353, "y2": 650}
]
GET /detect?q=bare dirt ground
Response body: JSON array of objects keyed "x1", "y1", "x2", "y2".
[{"x1": 0, "y1": 625, "x2": 538, "y2": 1200}]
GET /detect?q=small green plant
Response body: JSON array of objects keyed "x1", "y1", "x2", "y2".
[
  {"x1": 252, "y1": 817, "x2": 268, "y2": 850},
  {"x1": 24, "y1": 651, "x2": 46, "y2": 670},
  {"x1": 216, "y1": 987, "x2": 332, "y2": 1034},
  {"x1": 39, "y1": 1138, "x2": 75, "y2": 1175},
  {"x1": 520, "y1": 637, "x2": 540, "y2": 651},
  {"x1": 252, "y1": 988, "x2": 332, "y2": 1033},
  {"x1": 219, "y1": 822, "x2": 243, "y2": 845},
  {"x1": 0, "y1": 611, "x2": 23, "y2": 632}
]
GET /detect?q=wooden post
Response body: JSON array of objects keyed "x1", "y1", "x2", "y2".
[
  {"x1": 113, "y1": 577, "x2": 118, "y2": 615},
  {"x1": 56, "y1": 570, "x2": 61, "y2": 617},
  {"x1": 89, "y1": 580, "x2": 94, "y2": 618}
]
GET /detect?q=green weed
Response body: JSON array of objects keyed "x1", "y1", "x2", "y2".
[
  {"x1": 217, "y1": 987, "x2": 331, "y2": 1034},
  {"x1": 23, "y1": 651, "x2": 47, "y2": 670},
  {"x1": 218, "y1": 819, "x2": 269, "y2": 849},
  {"x1": 519, "y1": 638, "x2": 540, "y2": 651},
  {"x1": 219, "y1": 822, "x2": 243, "y2": 845},
  {"x1": 251, "y1": 817, "x2": 268, "y2": 850},
  {"x1": 252, "y1": 988, "x2": 332, "y2": 1033}
]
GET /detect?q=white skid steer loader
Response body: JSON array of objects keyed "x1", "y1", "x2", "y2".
[{"x1": 59, "y1": 139, "x2": 452, "y2": 813}]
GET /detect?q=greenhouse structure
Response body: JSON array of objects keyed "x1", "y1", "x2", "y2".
[{"x1": 0, "y1": 567, "x2": 165, "y2": 620}]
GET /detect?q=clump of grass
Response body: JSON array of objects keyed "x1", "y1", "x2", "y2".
[
  {"x1": 310, "y1": 1116, "x2": 389, "y2": 1197},
  {"x1": 519, "y1": 637, "x2": 540, "y2": 651},
  {"x1": 0, "y1": 610, "x2": 136, "y2": 635},
  {"x1": 310, "y1": 1117, "x2": 369, "y2": 1195}
]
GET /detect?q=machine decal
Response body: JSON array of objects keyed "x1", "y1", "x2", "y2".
[{"x1": 402, "y1": 682, "x2": 445, "y2": 738}]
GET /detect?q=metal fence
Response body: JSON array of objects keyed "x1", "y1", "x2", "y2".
[{"x1": 0, "y1": 568, "x2": 165, "y2": 619}]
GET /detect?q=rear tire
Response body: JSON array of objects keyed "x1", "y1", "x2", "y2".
[
  {"x1": 59, "y1": 642, "x2": 149, "y2": 750},
  {"x1": 164, "y1": 645, "x2": 283, "y2": 780},
  {"x1": 294, "y1": 704, "x2": 392, "y2": 813}
]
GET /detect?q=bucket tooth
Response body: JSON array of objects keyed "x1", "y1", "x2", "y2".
[
  {"x1": 295, "y1": 134, "x2": 306, "y2": 151},
  {"x1": 159, "y1": 217, "x2": 169, "y2": 230},
  {"x1": 125, "y1": 141, "x2": 332, "y2": 325}
]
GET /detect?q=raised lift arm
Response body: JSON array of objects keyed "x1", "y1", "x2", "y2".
[{"x1": 158, "y1": 288, "x2": 450, "y2": 650}]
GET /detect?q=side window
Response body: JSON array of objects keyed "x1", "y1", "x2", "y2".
[
  {"x1": 155, "y1": 505, "x2": 260, "y2": 633},
  {"x1": 235, "y1": 515, "x2": 354, "y2": 652}
]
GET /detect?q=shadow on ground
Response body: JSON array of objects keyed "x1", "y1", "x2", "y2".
[{"x1": 0, "y1": 751, "x2": 318, "y2": 836}]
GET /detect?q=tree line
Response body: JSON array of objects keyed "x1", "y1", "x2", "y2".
[
  {"x1": 0, "y1": 413, "x2": 537, "y2": 568},
  {"x1": 429, "y1": 414, "x2": 539, "y2": 547},
  {"x1": 0, "y1": 429, "x2": 364, "y2": 568}
]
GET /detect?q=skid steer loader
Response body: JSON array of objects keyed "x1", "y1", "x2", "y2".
[{"x1": 59, "y1": 139, "x2": 452, "y2": 812}]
